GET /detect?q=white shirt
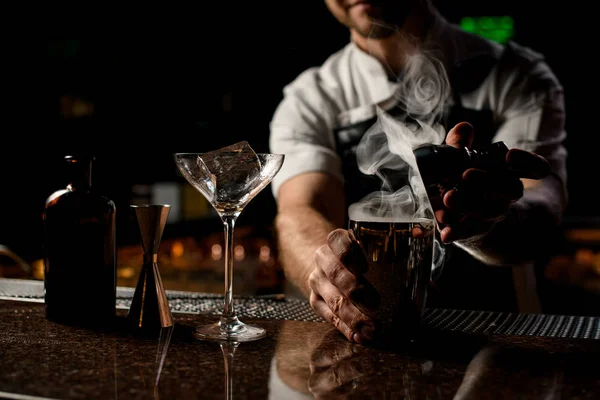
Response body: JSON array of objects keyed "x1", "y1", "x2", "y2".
[
  {"x1": 268, "y1": 13, "x2": 568, "y2": 312},
  {"x1": 269, "y1": 13, "x2": 567, "y2": 201}
]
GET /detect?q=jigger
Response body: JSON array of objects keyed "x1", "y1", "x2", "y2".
[{"x1": 127, "y1": 204, "x2": 173, "y2": 331}]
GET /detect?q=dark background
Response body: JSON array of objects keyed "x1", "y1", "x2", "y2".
[{"x1": 0, "y1": 1, "x2": 597, "y2": 261}]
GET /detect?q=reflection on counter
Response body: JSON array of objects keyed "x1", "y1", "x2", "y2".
[
  {"x1": 220, "y1": 341, "x2": 239, "y2": 400},
  {"x1": 1, "y1": 301, "x2": 599, "y2": 399},
  {"x1": 271, "y1": 321, "x2": 447, "y2": 399},
  {"x1": 453, "y1": 345, "x2": 564, "y2": 399},
  {"x1": 270, "y1": 320, "x2": 600, "y2": 399},
  {"x1": 131, "y1": 326, "x2": 174, "y2": 399}
]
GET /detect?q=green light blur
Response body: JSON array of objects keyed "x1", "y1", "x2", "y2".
[{"x1": 460, "y1": 16, "x2": 514, "y2": 44}]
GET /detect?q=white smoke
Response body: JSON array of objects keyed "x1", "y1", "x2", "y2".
[{"x1": 347, "y1": 48, "x2": 451, "y2": 271}]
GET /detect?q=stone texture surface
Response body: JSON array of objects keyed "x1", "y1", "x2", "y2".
[{"x1": 0, "y1": 300, "x2": 599, "y2": 399}]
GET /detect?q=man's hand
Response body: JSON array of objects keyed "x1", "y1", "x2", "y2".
[
  {"x1": 308, "y1": 329, "x2": 376, "y2": 398},
  {"x1": 437, "y1": 122, "x2": 550, "y2": 243},
  {"x1": 308, "y1": 229, "x2": 378, "y2": 344}
]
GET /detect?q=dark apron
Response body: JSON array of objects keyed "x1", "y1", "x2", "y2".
[{"x1": 333, "y1": 52, "x2": 518, "y2": 312}]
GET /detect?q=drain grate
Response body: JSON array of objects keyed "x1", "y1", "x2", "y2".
[
  {"x1": 421, "y1": 308, "x2": 600, "y2": 340},
  {"x1": 0, "y1": 278, "x2": 324, "y2": 323},
  {"x1": 1, "y1": 278, "x2": 598, "y2": 339}
]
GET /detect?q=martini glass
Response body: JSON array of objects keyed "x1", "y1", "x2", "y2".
[{"x1": 174, "y1": 142, "x2": 284, "y2": 342}]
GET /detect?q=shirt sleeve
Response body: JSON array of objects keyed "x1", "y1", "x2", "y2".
[
  {"x1": 491, "y1": 46, "x2": 568, "y2": 202},
  {"x1": 268, "y1": 69, "x2": 344, "y2": 199}
]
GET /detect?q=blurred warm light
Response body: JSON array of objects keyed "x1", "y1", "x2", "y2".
[
  {"x1": 113, "y1": 233, "x2": 284, "y2": 293},
  {"x1": 575, "y1": 249, "x2": 596, "y2": 265},
  {"x1": 234, "y1": 245, "x2": 245, "y2": 261},
  {"x1": 546, "y1": 248, "x2": 600, "y2": 295},
  {"x1": 211, "y1": 244, "x2": 222, "y2": 260},
  {"x1": 117, "y1": 266, "x2": 136, "y2": 279},
  {"x1": 259, "y1": 246, "x2": 271, "y2": 262},
  {"x1": 565, "y1": 229, "x2": 600, "y2": 243},
  {"x1": 32, "y1": 259, "x2": 44, "y2": 280},
  {"x1": 580, "y1": 250, "x2": 600, "y2": 273},
  {"x1": 59, "y1": 95, "x2": 95, "y2": 118},
  {"x1": 171, "y1": 241, "x2": 184, "y2": 258}
]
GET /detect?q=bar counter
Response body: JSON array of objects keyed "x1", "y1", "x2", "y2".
[{"x1": 1, "y1": 279, "x2": 599, "y2": 399}]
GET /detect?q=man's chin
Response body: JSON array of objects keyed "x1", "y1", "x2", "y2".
[{"x1": 354, "y1": 23, "x2": 398, "y2": 39}]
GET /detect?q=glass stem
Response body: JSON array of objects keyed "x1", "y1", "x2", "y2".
[
  {"x1": 221, "y1": 342, "x2": 238, "y2": 400},
  {"x1": 222, "y1": 215, "x2": 237, "y2": 319}
]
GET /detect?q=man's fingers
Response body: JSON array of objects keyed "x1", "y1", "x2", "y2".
[
  {"x1": 444, "y1": 122, "x2": 474, "y2": 149},
  {"x1": 328, "y1": 228, "x2": 368, "y2": 274},
  {"x1": 446, "y1": 124, "x2": 549, "y2": 181},
  {"x1": 310, "y1": 346, "x2": 357, "y2": 370},
  {"x1": 309, "y1": 291, "x2": 356, "y2": 343},
  {"x1": 442, "y1": 169, "x2": 523, "y2": 213},
  {"x1": 309, "y1": 357, "x2": 375, "y2": 396},
  {"x1": 506, "y1": 148, "x2": 550, "y2": 179},
  {"x1": 310, "y1": 341, "x2": 357, "y2": 368},
  {"x1": 316, "y1": 245, "x2": 360, "y2": 298},
  {"x1": 446, "y1": 123, "x2": 549, "y2": 180},
  {"x1": 439, "y1": 215, "x2": 494, "y2": 243},
  {"x1": 316, "y1": 243, "x2": 380, "y2": 312},
  {"x1": 435, "y1": 208, "x2": 452, "y2": 225},
  {"x1": 327, "y1": 229, "x2": 353, "y2": 260},
  {"x1": 309, "y1": 268, "x2": 375, "y2": 343},
  {"x1": 462, "y1": 168, "x2": 523, "y2": 200}
]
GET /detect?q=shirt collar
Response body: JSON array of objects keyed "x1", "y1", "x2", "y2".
[
  {"x1": 349, "y1": 40, "x2": 398, "y2": 105},
  {"x1": 349, "y1": 10, "x2": 503, "y2": 104}
]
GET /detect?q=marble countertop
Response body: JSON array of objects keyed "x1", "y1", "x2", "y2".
[{"x1": 1, "y1": 299, "x2": 599, "y2": 399}]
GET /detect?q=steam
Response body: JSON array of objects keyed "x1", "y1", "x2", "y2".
[{"x1": 347, "y1": 46, "x2": 451, "y2": 271}]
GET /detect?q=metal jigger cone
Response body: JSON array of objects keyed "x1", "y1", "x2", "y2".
[{"x1": 127, "y1": 205, "x2": 173, "y2": 332}]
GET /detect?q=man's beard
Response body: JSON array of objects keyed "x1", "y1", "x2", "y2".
[{"x1": 353, "y1": 1, "x2": 418, "y2": 39}]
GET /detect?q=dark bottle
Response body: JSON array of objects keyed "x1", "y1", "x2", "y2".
[
  {"x1": 43, "y1": 155, "x2": 116, "y2": 328},
  {"x1": 413, "y1": 141, "x2": 510, "y2": 213}
]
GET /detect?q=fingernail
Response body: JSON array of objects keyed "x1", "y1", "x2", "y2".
[
  {"x1": 441, "y1": 226, "x2": 452, "y2": 243},
  {"x1": 360, "y1": 323, "x2": 375, "y2": 341},
  {"x1": 508, "y1": 149, "x2": 550, "y2": 179},
  {"x1": 458, "y1": 122, "x2": 473, "y2": 135},
  {"x1": 348, "y1": 229, "x2": 357, "y2": 242},
  {"x1": 352, "y1": 332, "x2": 365, "y2": 344}
]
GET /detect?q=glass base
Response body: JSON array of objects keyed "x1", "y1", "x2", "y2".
[{"x1": 193, "y1": 316, "x2": 267, "y2": 342}]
